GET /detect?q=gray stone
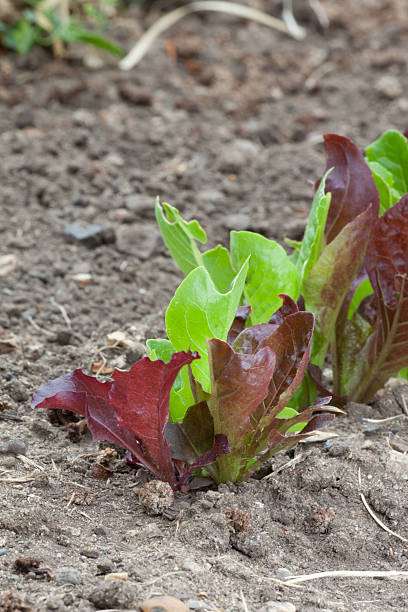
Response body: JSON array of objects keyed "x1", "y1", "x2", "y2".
[
  {"x1": 363, "y1": 424, "x2": 383, "y2": 437},
  {"x1": 64, "y1": 224, "x2": 116, "y2": 248},
  {"x1": 218, "y1": 139, "x2": 261, "y2": 173},
  {"x1": 88, "y1": 579, "x2": 136, "y2": 609},
  {"x1": 221, "y1": 213, "x2": 251, "y2": 231},
  {"x1": 376, "y1": 75, "x2": 403, "y2": 100},
  {"x1": 275, "y1": 567, "x2": 292, "y2": 580},
  {"x1": 0, "y1": 438, "x2": 26, "y2": 456},
  {"x1": 186, "y1": 599, "x2": 207, "y2": 610},
  {"x1": 64, "y1": 223, "x2": 104, "y2": 248},
  {"x1": 55, "y1": 566, "x2": 82, "y2": 585},
  {"x1": 181, "y1": 558, "x2": 202, "y2": 573},
  {"x1": 80, "y1": 548, "x2": 99, "y2": 559},
  {"x1": 124, "y1": 194, "x2": 153, "y2": 212},
  {"x1": 96, "y1": 557, "x2": 114, "y2": 574},
  {"x1": 324, "y1": 440, "x2": 350, "y2": 456}
]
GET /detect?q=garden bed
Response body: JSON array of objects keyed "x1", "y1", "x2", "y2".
[{"x1": 0, "y1": 1, "x2": 407, "y2": 610}]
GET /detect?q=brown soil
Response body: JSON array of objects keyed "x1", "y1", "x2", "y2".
[{"x1": 0, "y1": 1, "x2": 407, "y2": 610}]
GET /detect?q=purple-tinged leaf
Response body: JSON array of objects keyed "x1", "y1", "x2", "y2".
[
  {"x1": 166, "y1": 401, "x2": 215, "y2": 463},
  {"x1": 177, "y1": 434, "x2": 230, "y2": 489},
  {"x1": 268, "y1": 294, "x2": 299, "y2": 325},
  {"x1": 258, "y1": 311, "x2": 314, "y2": 413},
  {"x1": 208, "y1": 339, "x2": 275, "y2": 448},
  {"x1": 227, "y1": 305, "x2": 252, "y2": 346},
  {"x1": 343, "y1": 195, "x2": 408, "y2": 400},
  {"x1": 207, "y1": 338, "x2": 276, "y2": 482},
  {"x1": 317, "y1": 134, "x2": 379, "y2": 243},
  {"x1": 31, "y1": 369, "x2": 110, "y2": 416},
  {"x1": 366, "y1": 194, "x2": 408, "y2": 308},
  {"x1": 245, "y1": 399, "x2": 341, "y2": 477},
  {"x1": 233, "y1": 323, "x2": 277, "y2": 354},
  {"x1": 110, "y1": 352, "x2": 199, "y2": 484},
  {"x1": 304, "y1": 206, "x2": 374, "y2": 369}
]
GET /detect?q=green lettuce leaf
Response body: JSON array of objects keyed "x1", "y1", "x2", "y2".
[
  {"x1": 155, "y1": 199, "x2": 206, "y2": 275},
  {"x1": 295, "y1": 169, "x2": 332, "y2": 286},
  {"x1": 366, "y1": 130, "x2": 408, "y2": 211},
  {"x1": 165, "y1": 260, "x2": 249, "y2": 392},
  {"x1": 230, "y1": 231, "x2": 299, "y2": 325}
]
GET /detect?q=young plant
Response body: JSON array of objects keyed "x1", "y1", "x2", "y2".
[
  {"x1": 32, "y1": 277, "x2": 339, "y2": 489},
  {"x1": 155, "y1": 129, "x2": 408, "y2": 405},
  {"x1": 304, "y1": 131, "x2": 408, "y2": 401}
]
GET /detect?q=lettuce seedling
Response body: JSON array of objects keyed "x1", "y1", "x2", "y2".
[
  {"x1": 32, "y1": 352, "x2": 230, "y2": 491},
  {"x1": 156, "y1": 129, "x2": 408, "y2": 406},
  {"x1": 303, "y1": 131, "x2": 408, "y2": 401},
  {"x1": 32, "y1": 291, "x2": 338, "y2": 489}
]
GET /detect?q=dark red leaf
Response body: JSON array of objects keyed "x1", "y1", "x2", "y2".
[
  {"x1": 31, "y1": 369, "x2": 110, "y2": 416},
  {"x1": 110, "y1": 352, "x2": 199, "y2": 485},
  {"x1": 268, "y1": 294, "x2": 299, "y2": 325},
  {"x1": 366, "y1": 194, "x2": 408, "y2": 308},
  {"x1": 347, "y1": 195, "x2": 408, "y2": 400},
  {"x1": 259, "y1": 312, "x2": 314, "y2": 412},
  {"x1": 233, "y1": 323, "x2": 277, "y2": 354},
  {"x1": 166, "y1": 401, "x2": 214, "y2": 463},
  {"x1": 227, "y1": 305, "x2": 252, "y2": 345},
  {"x1": 317, "y1": 134, "x2": 379, "y2": 243},
  {"x1": 207, "y1": 339, "x2": 276, "y2": 452},
  {"x1": 32, "y1": 352, "x2": 203, "y2": 489}
]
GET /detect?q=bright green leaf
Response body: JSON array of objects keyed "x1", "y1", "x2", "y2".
[
  {"x1": 347, "y1": 277, "x2": 373, "y2": 320},
  {"x1": 296, "y1": 169, "x2": 332, "y2": 286},
  {"x1": 368, "y1": 161, "x2": 399, "y2": 214},
  {"x1": 155, "y1": 199, "x2": 206, "y2": 276},
  {"x1": 202, "y1": 245, "x2": 236, "y2": 293},
  {"x1": 366, "y1": 130, "x2": 408, "y2": 201},
  {"x1": 166, "y1": 260, "x2": 249, "y2": 392},
  {"x1": 230, "y1": 231, "x2": 299, "y2": 325},
  {"x1": 303, "y1": 206, "x2": 373, "y2": 368}
]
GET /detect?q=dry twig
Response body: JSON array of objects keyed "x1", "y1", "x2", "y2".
[
  {"x1": 358, "y1": 468, "x2": 408, "y2": 544},
  {"x1": 120, "y1": 0, "x2": 303, "y2": 70},
  {"x1": 284, "y1": 569, "x2": 408, "y2": 585}
]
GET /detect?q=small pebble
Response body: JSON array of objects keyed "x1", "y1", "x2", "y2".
[
  {"x1": 140, "y1": 595, "x2": 189, "y2": 612},
  {"x1": 138, "y1": 480, "x2": 174, "y2": 516},
  {"x1": 275, "y1": 567, "x2": 292, "y2": 580},
  {"x1": 88, "y1": 579, "x2": 135, "y2": 609},
  {"x1": 376, "y1": 75, "x2": 403, "y2": 100},
  {"x1": 80, "y1": 548, "x2": 99, "y2": 559},
  {"x1": 181, "y1": 558, "x2": 202, "y2": 573},
  {"x1": 64, "y1": 223, "x2": 115, "y2": 248},
  {"x1": 96, "y1": 558, "x2": 114, "y2": 574},
  {"x1": 55, "y1": 566, "x2": 82, "y2": 585},
  {"x1": 0, "y1": 439, "x2": 26, "y2": 456},
  {"x1": 363, "y1": 424, "x2": 383, "y2": 437},
  {"x1": 324, "y1": 441, "x2": 350, "y2": 457}
]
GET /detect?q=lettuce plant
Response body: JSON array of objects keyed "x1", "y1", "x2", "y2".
[
  {"x1": 156, "y1": 129, "x2": 408, "y2": 405},
  {"x1": 32, "y1": 290, "x2": 338, "y2": 490}
]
